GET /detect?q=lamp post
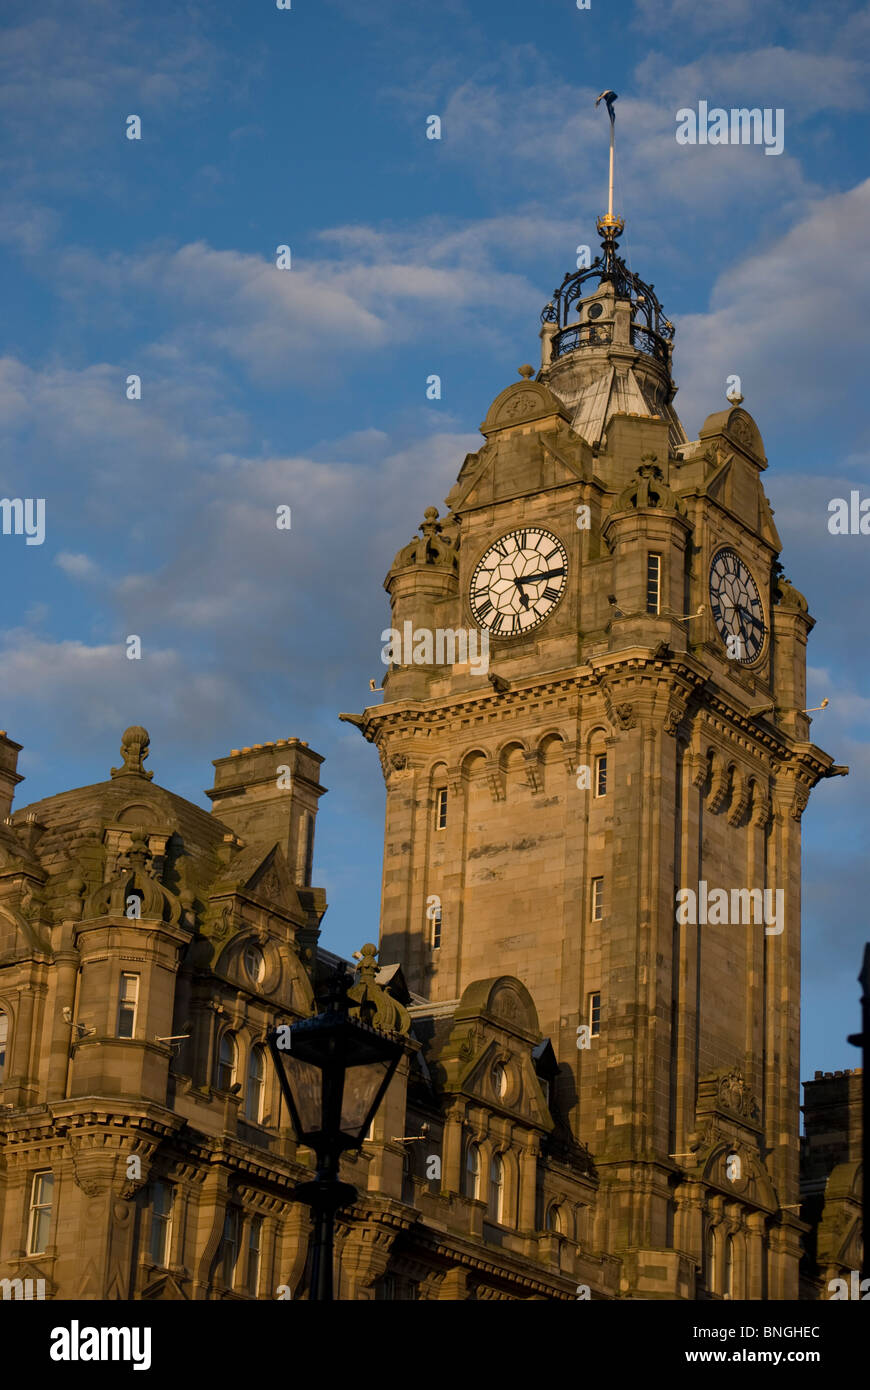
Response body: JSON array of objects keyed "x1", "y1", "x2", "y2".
[{"x1": 268, "y1": 965, "x2": 403, "y2": 1301}]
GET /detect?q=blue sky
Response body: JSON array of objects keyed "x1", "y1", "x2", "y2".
[{"x1": 1, "y1": 0, "x2": 869, "y2": 1087}]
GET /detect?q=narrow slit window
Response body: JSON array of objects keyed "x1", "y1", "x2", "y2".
[
  {"x1": 594, "y1": 753, "x2": 607, "y2": 798},
  {"x1": 221, "y1": 1208, "x2": 240, "y2": 1289},
  {"x1": 216, "y1": 1032, "x2": 238, "y2": 1092},
  {"x1": 435, "y1": 787, "x2": 448, "y2": 830},
  {"x1": 246, "y1": 1046, "x2": 265, "y2": 1123},
  {"x1": 27, "y1": 1171, "x2": 54, "y2": 1256},
  {"x1": 247, "y1": 1217, "x2": 262, "y2": 1296},
  {"x1": 647, "y1": 553, "x2": 662, "y2": 614},
  {"x1": 430, "y1": 904, "x2": 442, "y2": 950},
  {"x1": 588, "y1": 991, "x2": 601, "y2": 1037},
  {"x1": 591, "y1": 877, "x2": 604, "y2": 922},
  {"x1": 149, "y1": 1182, "x2": 173, "y2": 1267},
  {"x1": 117, "y1": 973, "x2": 139, "y2": 1038}
]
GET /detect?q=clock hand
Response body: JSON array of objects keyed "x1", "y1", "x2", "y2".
[
  {"x1": 515, "y1": 568, "x2": 565, "y2": 586},
  {"x1": 737, "y1": 606, "x2": 763, "y2": 631}
]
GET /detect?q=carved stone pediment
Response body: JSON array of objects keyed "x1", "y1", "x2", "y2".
[{"x1": 697, "y1": 1067, "x2": 761, "y2": 1127}]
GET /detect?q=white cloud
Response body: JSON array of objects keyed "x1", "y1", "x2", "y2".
[
  {"x1": 636, "y1": 46, "x2": 868, "y2": 117},
  {"x1": 54, "y1": 551, "x2": 100, "y2": 580},
  {"x1": 674, "y1": 178, "x2": 870, "y2": 434}
]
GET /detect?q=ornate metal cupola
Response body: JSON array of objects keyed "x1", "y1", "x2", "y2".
[{"x1": 537, "y1": 94, "x2": 687, "y2": 453}]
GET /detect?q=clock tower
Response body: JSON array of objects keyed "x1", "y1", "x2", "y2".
[{"x1": 350, "y1": 210, "x2": 844, "y2": 1298}]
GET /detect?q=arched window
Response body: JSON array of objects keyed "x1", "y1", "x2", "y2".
[
  {"x1": 216, "y1": 1032, "x2": 238, "y2": 1091},
  {"x1": 465, "y1": 1143, "x2": 481, "y2": 1200},
  {"x1": 725, "y1": 1236, "x2": 735, "y2": 1300},
  {"x1": 221, "y1": 1207, "x2": 240, "y2": 1289},
  {"x1": 247, "y1": 1216, "x2": 262, "y2": 1296},
  {"x1": 246, "y1": 1045, "x2": 265, "y2": 1122},
  {"x1": 704, "y1": 1226, "x2": 716, "y2": 1292},
  {"x1": 547, "y1": 1203, "x2": 565, "y2": 1235},
  {"x1": 0, "y1": 1010, "x2": 8, "y2": 1081},
  {"x1": 489, "y1": 1153, "x2": 505, "y2": 1224}
]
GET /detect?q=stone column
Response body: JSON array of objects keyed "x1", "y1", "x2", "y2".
[
  {"x1": 441, "y1": 1102, "x2": 464, "y2": 1196},
  {"x1": 518, "y1": 1134, "x2": 540, "y2": 1233}
]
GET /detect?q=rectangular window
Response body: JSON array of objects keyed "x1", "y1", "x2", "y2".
[
  {"x1": 117, "y1": 972, "x2": 139, "y2": 1038},
  {"x1": 588, "y1": 991, "x2": 601, "y2": 1037},
  {"x1": 247, "y1": 1217, "x2": 262, "y2": 1296},
  {"x1": 647, "y1": 553, "x2": 661, "y2": 614},
  {"x1": 594, "y1": 753, "x2": 607, "y2": 798},
  {"x1": 221, "y1": 1208, "x2": 240, "y2": 1289},
  {"x1": 0, "y1": 1010, "x2": 7, "y2": 1080},
  {"x1": 435, "y1": 787, "x2": 448, "y2": 830},
  {"x1": 591, "y1": 877, "x2": 604, "y2": 922},
  {"x1": 431, "y1": 905, "x2": 442, "y2": 950},
  {"x1": 149, "y1": 1182, "x2": 173, "y2": 1267},
  {"x1": 27, "y1": 1171, "x2": 54, "y2": 1255}
]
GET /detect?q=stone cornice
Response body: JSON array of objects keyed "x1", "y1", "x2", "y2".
[
  {"x1": 339, "y1": 1201, "x2": 581, "y2": 1298},
  {"x1": 358, "y1": 648, "x2": 836, "y2": 786}
]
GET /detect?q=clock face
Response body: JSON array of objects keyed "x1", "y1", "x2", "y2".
[
  {"x1": 469, "y1": 528, "x2": 568, "y2": 636},
  {"x1": 709, "y1": 547, "x2": 766, "y2": 664}
]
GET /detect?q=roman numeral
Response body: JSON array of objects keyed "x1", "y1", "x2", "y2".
[
  {"x1": 546, "y1": 547, "x2": 561, "y2": 561},
  {"x1": 510, "y1": 614, "x2": 522, "y2": 633},
  {"x1": 491, "y1": 613, "x2": 505, "y2": 633},
  {"x1": 476, "y1": 598, "x2": 493, "y2": 618},
  {"x1": 543, "y1": 586, "x2": 560, "y2": 602},
  {"x1": 493, "y1": 540, "x2": 508, "y2": 557}
]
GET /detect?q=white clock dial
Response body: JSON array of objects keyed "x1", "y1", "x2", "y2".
[
  {"x1": 470, "y1": 528, "x2": 568, "y2": 636},
  {"x1": 709, "y1": 547, "x2": 766, "y2": 664}
]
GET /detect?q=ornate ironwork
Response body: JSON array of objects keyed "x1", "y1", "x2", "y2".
[
  {"x1": 541, "y1": 220, "x2": 674, "y2": 366},
  {"x1": 629, "y1": 324, "x2": 669, "y2": 363},
  {"x1": 553, "y1": 322, "x2": 613, "y2": 358}
]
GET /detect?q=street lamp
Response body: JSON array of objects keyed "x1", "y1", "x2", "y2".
[{"x1": 268, "y1": 965, "x2": 403, "y2": 1300}]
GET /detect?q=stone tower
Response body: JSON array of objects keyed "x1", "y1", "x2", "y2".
[{"x1": 354, "y1": 212, "x2": 846, "y2": 1297}]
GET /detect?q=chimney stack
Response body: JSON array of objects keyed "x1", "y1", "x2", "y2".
[{"x1": 206, "y1": 738, "x2": 326, "y2": 887}]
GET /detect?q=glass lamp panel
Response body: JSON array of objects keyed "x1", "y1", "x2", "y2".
[
  {"x1": 280, "y1": 1052, "x2": 323, "y2": 1135},
  {"x1": 340, "y1": 1057, "x2": 393, "y2": 1141}
]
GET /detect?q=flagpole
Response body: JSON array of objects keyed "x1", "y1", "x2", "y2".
[{"x1": 608, "y1": 117, "x2": 615, "y2": 219}]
